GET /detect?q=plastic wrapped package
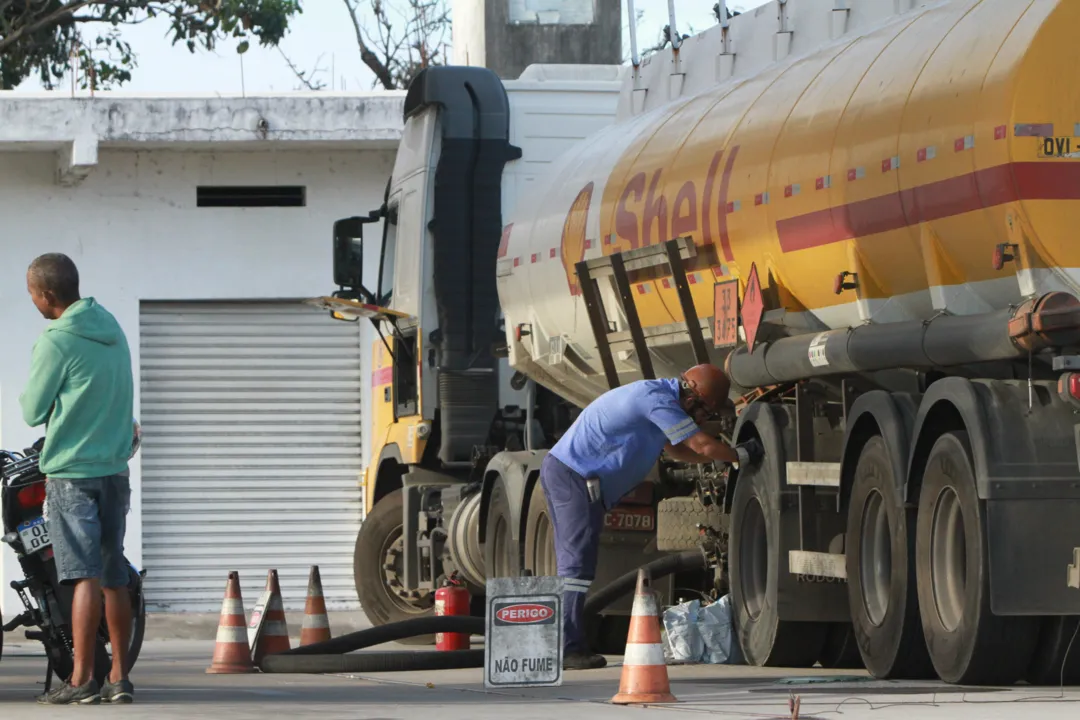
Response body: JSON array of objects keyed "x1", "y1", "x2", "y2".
[
  {"x1": 661, "y1": 599, "x2": 704, "y2": 663},
  {"x1": 698, "y1": 594, "x2": 744, "y2": 664}
]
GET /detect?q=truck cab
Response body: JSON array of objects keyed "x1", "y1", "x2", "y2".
[{"x1": 316, "y1": 65, "x2": 688, "y2": 644}]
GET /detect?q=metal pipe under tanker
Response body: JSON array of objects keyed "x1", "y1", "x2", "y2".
[{"x1": 498, "y1": 0, "x2": 1080, "y2": 397}]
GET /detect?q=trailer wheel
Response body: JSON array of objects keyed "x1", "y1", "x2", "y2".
[
  {"x1": 915, "y1": 431, "x2": 1037, "y2": 684},
  {"x1": 846, "y1": 436, "x2": 932, "y2": 679},
  {"x1": 353, "y1": 490, "x2": 435, "y2": 645},
  {"x1": 524, "y1": 481, "x2": 557, "y2": 577},
  {"x1": 730, "y1": 436, "x2": 826, "y2": 667},
  {"x1": 484, "y1": 477, "x2": 521, "y2": 579}
]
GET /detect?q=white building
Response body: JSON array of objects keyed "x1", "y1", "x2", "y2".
[{"x1": 0, "y1": 90, "x2": 406, "y2": 614}]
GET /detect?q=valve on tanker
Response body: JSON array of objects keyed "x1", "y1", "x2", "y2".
[
  {"x1": 992, "y1": 243, "x2": 1018, "y2": 272},
  {"x1": 434, "y1": 571, "x2": 471, "y2": 651},
  {"x1": 833, "y1": 271, "x2": 858, "y2": 296}
]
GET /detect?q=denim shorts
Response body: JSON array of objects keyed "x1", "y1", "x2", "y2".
[{"x1": 44, "y1": 474, "x2": 131, "y2": 588}]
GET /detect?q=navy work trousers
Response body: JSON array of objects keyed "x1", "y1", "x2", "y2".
[{"x1": 539, "y1": 453, "x2": 605, "y2": 655}]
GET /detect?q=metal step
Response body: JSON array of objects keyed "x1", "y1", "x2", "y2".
[
  {"x1": 787, "y1": 461, "x2": 842, "y2": 487},
  {"x1": 789, "y1": 550, "x2": 847, "y2": 579}
]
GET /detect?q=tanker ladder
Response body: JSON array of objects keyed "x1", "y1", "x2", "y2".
[{"x1": 575, "y1": 236, "x2": 710, "y2": 389}]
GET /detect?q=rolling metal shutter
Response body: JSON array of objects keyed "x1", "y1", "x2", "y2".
[{"x1": 139, "y1": 301, "x2": 363, "y2": 613}]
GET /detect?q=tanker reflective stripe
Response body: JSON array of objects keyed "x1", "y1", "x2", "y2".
[
  {"x1": 562, "y1": 577, "x2": 592, "y2": 594},
  {"x1": 777, "y1": 162, "x2": 1080, "y2": 254}
]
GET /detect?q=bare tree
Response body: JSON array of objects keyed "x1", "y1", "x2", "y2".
[{"x1": 283, "y1": 0, "x2": 449, "y2": 91}]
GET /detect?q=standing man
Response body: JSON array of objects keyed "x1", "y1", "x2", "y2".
[
  {"x1": 541, "y1": 363, "x2": 763, "y2": 670},
  {"x1": 19, "y1": 253, "x2": 136, "y2": 705}
]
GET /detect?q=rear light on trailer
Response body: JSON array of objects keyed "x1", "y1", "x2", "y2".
[
  {"x1": 1058, "y1": 372, "x2": 1080, "y2": 406},
  {"x1": 16, "y1": 483, "x2": 46, "y2": 510}
]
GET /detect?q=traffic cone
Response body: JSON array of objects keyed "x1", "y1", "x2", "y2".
[
  {"x1": 207, "y1": 571, "x2": 255, "y2": 674},
  {"x1": 300, "y1": 565, "x2": 332, "y2": 646},
  {"x1": 252, "y1": 569, "x2": 291, "y2": 663},
  {"x1": 610, "y1": 568, "x2": 676, "y2": 705}
]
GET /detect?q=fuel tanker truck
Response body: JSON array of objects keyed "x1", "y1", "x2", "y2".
[{"x1": 312, "y1": 0, "x2": 1080, "y2": 687}]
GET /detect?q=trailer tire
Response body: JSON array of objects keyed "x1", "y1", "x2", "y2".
[
  {"x1": 524, "y1": 480, "x2": 557, "y2": 577},
  {"x1": 484, "y1": 477, "x2": 521, "y2": 580},
  {"x1": 657, "y1": 497, "x2": 727, "y2": 552},
  {"x1": 353, "y1": 490, "x2": 435, "y2": 645},
  {"x1": 846, "y1": 436, "x2": 932, "y2": 679},
  {"x1": 915, "y1": 431, "x2": 1038, "y2": 684},
  {"x1": 818, "y1": 623, "x2": 864, "y2": 669},
  {"x1": 730, "y1": 436, "x2": 827, "y2": 667},
  {"x1": 1026, "y1": 616, "x2": 1080, "y2": 685}
]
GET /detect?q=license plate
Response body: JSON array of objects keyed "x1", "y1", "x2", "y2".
[
  {"x1": 604, "y1": 506, "x2": 655, "y2": 532},
  {"x1": 17, "y1": 516, "x2": 51, "y2": 553}
]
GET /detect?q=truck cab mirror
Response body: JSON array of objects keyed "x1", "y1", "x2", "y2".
[{"x1": 333, "y1": 217, "x2": 367, "y2": 291}]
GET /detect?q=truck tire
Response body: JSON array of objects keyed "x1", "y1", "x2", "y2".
[
  {"x1": 846, "y1": 436, "x2": 932, "y2": 679},
  {"x1": 484, "y1": 477, "x2": 521, "y2": 579},
  {"x1": 914, "y1": 431, "x2": 1038, "y2": 684},
  {"x1": 730, "y1": 434, "x2": 827, "y2": 667},
  {"x1": 1027, "y1": 616, "x2": 1080, "y2": 685},
  {"x1": 657, "y1": 497, "x2": 727, "y2": 552},
  {"x1": 818, "y1": 623, "x2": 864, "y2": 669},
  {"x1": 354, "y1": 490, "x2": 435, "y2": 645}
]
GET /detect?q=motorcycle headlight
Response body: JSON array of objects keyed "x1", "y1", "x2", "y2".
[{"x1": 130, "y1": 418, "x2": 142, "y2": 460}]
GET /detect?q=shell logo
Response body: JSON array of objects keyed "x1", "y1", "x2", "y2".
[
  {"x1": 560, "y1": 183, "x2": 594, "y2": 296},
  {"x1": 495, "y1": 603, "x2": 555, "y2": 624}
]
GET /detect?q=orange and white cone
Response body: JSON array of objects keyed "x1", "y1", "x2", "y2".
[
  {"x1": 252, "y1": 569, "x2": 291, "y2": 663},
  {"x1": 611, "y1": 568, "x2": 676, "y2": 705},
  {"x1": 300, "y1": 565, "x2": 332, "y2": 647},
  {"x1": 207, "y1": 571, "x2": 255, "y2": 674}
]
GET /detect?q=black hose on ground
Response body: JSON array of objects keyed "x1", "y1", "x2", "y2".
[
  {"x1": 583, "y1": 550, "x2": 707, "y2": 616},
  {"x1": 258, "y1": 551, "x2": 708, "y2": 674},
  {"x1": 260, "y1": 649, "x2": 485, "y2": 674},
  {"x1": 276, "y1": 616, "x2": 486, "y2": 657}
]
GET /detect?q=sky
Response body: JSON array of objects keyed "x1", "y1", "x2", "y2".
[{"x1": 14, "y1": 0, "x2": 771, "y2": 94}]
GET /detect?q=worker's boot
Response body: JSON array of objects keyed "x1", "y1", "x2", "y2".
[{"x1": 563, "y1": 652, "x2": 607, "y2": 670}]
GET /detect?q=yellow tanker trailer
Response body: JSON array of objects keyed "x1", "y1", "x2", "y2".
[
  {"x1": 499, "y1": 0, "x2": 1080, "y2": 686},
  {"x1": 317, "y1": 0, "x2": 1080, "y2": 689}
]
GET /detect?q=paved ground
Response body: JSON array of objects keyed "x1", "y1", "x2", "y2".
[{"x1": 4, "y1": 630, "x2": 1080, "y2": 720}]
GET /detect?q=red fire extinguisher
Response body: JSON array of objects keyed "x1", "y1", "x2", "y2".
[{"x1": 435, "y1": 571, "x2": 471, "y2": 651}]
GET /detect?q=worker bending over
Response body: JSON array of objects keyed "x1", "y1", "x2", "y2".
[{"x1": 541, "y1": 363, "x2": 763, "y2": 670}]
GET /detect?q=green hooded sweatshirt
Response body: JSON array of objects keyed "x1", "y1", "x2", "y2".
[{"x1": 19, "y1": 297, "x2": 134, "y2": 479}]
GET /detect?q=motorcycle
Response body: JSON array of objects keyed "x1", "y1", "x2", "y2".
[{"x1": 0, "y1": 419, "x2": 147, "y2": 692}]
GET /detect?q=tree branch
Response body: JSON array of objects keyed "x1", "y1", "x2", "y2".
[{"x1": 343, "y1": 0, "x2": 395, "y2": 90}]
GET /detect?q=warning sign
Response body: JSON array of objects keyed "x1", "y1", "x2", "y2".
[
  {"x1": 742, "y1": 263, "x2": 765, "y2": 353},
  {"x1": 713, "y1": 279, "x2": 739, "y2": 348},
  {"x1": 485, "y1": 576, "x2": 563, "y2": 689}
]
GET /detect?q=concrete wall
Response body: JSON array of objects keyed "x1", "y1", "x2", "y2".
[
  {"x1": 455, "y1": 0, "x2": 622, "y2": 80},
  {"x1": 0, "y1": 147, "x2": 394, "y2": 617}
]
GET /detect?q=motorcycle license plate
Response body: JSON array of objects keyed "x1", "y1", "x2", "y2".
[
  {"x1": 17, "y1": 516, "x2": 51, "y2": 553},
  {"x1": 604, "y1": 506, "x2": 655, "y2": 532}
]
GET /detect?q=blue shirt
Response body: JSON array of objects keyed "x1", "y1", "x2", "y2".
[{"x1": 548, "y1": 378, "x2": 699, "y2": 509}]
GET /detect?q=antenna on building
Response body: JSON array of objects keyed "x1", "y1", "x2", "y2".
[
  {"x1": 627, "y1": 0, "x2": 640, "y2": 68},
  {"x1": 668, "y1": 0, "x2": 682, "y2": 49}
]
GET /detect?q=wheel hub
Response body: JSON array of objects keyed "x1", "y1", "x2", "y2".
[
  {"x1": 930, "y1": 486, "x2": 966, "y2": 632},
  {"x1": 381, "y1": 534, "x2": 433, "y2": 610},
  {"x1": 860, "y1": 489, "x2": 892, "y2": 627}
]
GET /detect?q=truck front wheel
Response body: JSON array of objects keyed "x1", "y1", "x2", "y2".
[
  {"x1": 914, "y1": 431, "x2": 1036, "y2": 684},
  {"x1": 353, "y1": 490, "x2": 435, "y2": 644}
]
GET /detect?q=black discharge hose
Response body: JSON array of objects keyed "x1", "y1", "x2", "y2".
[{"x1": 258, "y1": 551, "x2": 708, "y2": 674}]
